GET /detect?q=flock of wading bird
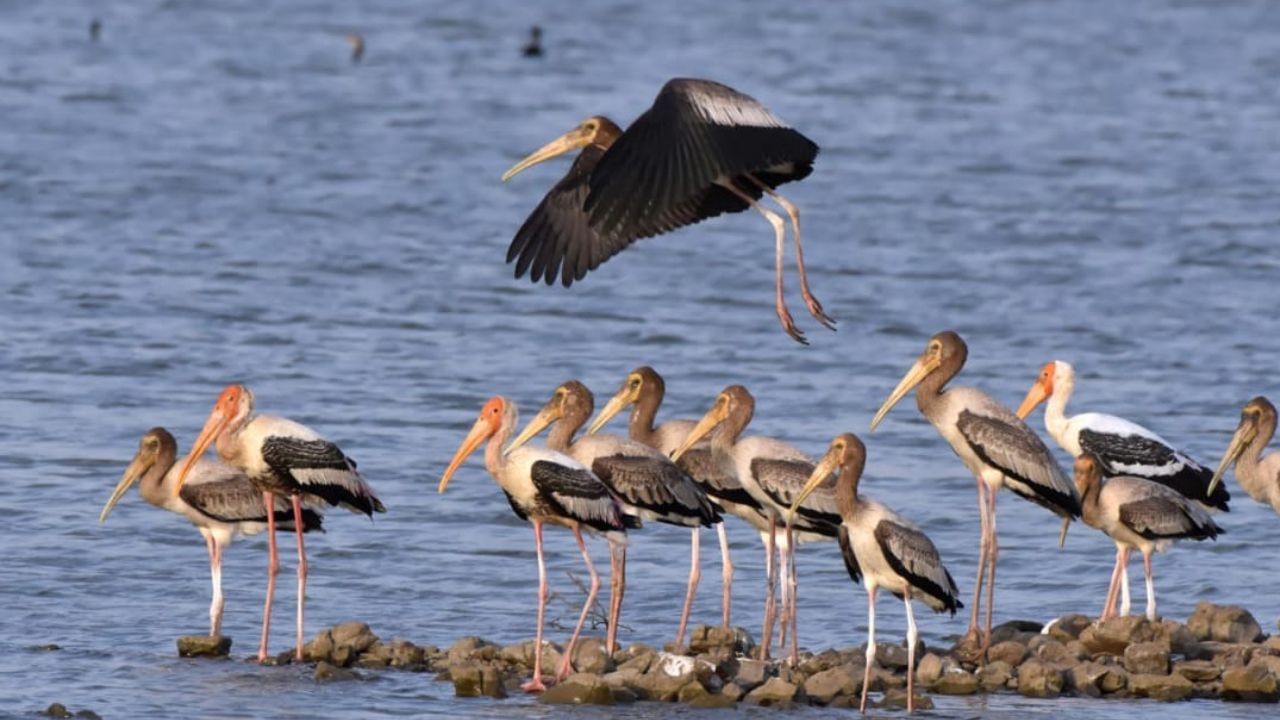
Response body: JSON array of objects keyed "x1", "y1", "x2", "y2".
[{"x1": 98, "y1": 332, "x2": 1280, "y2": 713}]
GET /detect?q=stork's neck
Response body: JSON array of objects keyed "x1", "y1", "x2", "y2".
[
  {"x1": 1236, "y1": 416, "x2": 1276, "y2": 505},
  {"x1": 914, "y1": 354, "x2": 961, "y2": 418},
  {"x1": 487, "y1": 410, "x2": 517, "y2": 477},
  {"x1": 141, "y1": 444, "x2": 179, "y2": 508},
  {"x1": 629, "y1": 391, "x2": 662, "y2": 446},
  {"x1": 1045, "y1": 373, "x2": 1074, "y2": 441},
  {"x1": 835, "y1": 463, "x2": 863, "y2": 518},
  {"x1": 216, "y1": 412, "x2": 252, "y2": 466},
  {"x1": 1078, "y1": 477, "x2": 1103, "y2": 529}
]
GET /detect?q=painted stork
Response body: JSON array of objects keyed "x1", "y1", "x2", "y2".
[
  {"x1": 500, "y1": 78, "x2": 832, "y2": 344},
  {"x1": 173, "y1": 384, "x2": 385, "y2": 663},
  {"x1": 1072, "y1": 454, "x2": 1222, "y2": 621},
  {"x1": 508, "y1": 380, "x2": 720, "y2": 651},
  {"x1": 587, "y1": 366, "x2": 773, "y2": 628},
  {"x1": 100, "y1": 427, "x2": 324, "y2": 638},
  {"x1": 870, "y1": 331, "x2": 1080, "y2": 652},
  {"x1": 440, "y1": 396, "x2": 629, "y2": 692},
  {"x1": 787, "y1": 433, "x2": 961, "y2": 713},
  {"x1": 672, "y1": 385, "x2": 841, "y2": 663},
  {"x1": 1210, "y1": 396, "x2": 1280, "y2": 515},
  {"x1": 1015, "y1": 359, "x2": 1229, "y2": 615},
  {"x1": 522, "y1": 25, "x2": 543, "y2": 57},
  {"x1": 347, "y1": 33, "x2": 364, "y2": 63}
]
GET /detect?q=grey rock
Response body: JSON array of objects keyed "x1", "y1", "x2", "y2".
[
  {"x1": 1078, "y1": 616, "x2": 1156, "y2": 655},
  {"x1": 1033, "y1": 638, "x2": 1076, "y2": 665},
  {"x1": 1222, "y1": 662, "x2": 1280, "y2": 702},
  {"x1": 177, "y1": 635, "x2": 232, "y2": 658},
  {"x1": 539, "y1": 673, "x2": 614, "y2": 705},
  {"x1": 499, "y1": 639, "x2": 562, "y2": 672},
  {"x1": 720, "y1": 681, "x2": 746, "y2": 701},
  {"x1": 1189, "y1": 641, "x2": 1256, "y2": 667},
  {"x1": 1017, "y1": 659, "x2": 1063, "y2": 698},
  {"x1": 625, "y1": 669, "x2": 690, "y2": 701},
  {"x1": 450, "y1": 661, "x2": 507, "y2": 699},
  {"x1": 874, "y1": 642, "x2": 911, "y2": 671},
  {"x1": 734, "y1": 658, "x2": 771, "y2": 691},
  {"x1": 1065, "y1": 662, "x2": 1108, "y2": 697},
  {"x1": 876, "y1": 688, "x2": 933, "y2": 711},
  {"x1": 687, "y1": 624, "x2": 755, "y2": 655},
  {"x1": 306, "y1": 623, "x2": 378, "y2": 667},
  {"x1": 915, "y1": 653, "x2": 945, "y2": 686},
  {"x1": 978, "y1": 660, "x2": 1013, "y2": 691},
  {"x1": 74, "y1": 711, "x2": 101, "y2": 720},
  {"x1": 41, "y1": 704, "x2": 72, "y2": 719},
  {"x1": 987, "y1": 640, "x2": 1027, "y2": 666},
  {"x1": 1045, "y1": 614, "x2": 1092, "y2": 642},
  {"x1": 1129, "y1": 672, "x2": 1194, "y2": 701},
  {"x1": 447, "y1": 636, "x2": 498, "y2": 667},
  {"x1": 1174, "y1": 659, "x2": 1221, "y2": 682},
  {"x1": 931, "y1": 668, "x2": 979, "y2": 695},
  {"x1": 803, "y1": 663, "x2": 860, "y2": 705},
  {"x1": 743, "y1": 677, "x2": 798, "y2": 706},
  {"x1": 688, "y1": 692, "x2": 738, "y2": 709},
  {"x1": 1187, "y1": 601, "x2": 1265, "y2": 644},
  {"x1": 568, "y1": 637, "x2": 614, "y2": 675},
  {"x1": 989, "y1": 619, "x2": 1042, "y2": 644},
  {"x1": 1123, "y1": 641, "x2": 1170, "y2": 675},
  {"x1": 1154, "y1": 620, "x2": 1200, "y2": 655},
  {"x1": 677, "y1": 680, "x2": 710, "y2": 704},
  {"x1": 1099, "y1": 665, "x2": 1128, "y2": 694},
  {"x1": 314, "y1": 660, "x2": 361, "y2": 683}
]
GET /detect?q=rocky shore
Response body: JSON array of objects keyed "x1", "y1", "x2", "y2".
[{"x1": 193, "y1": 601, "x2": 1280, "y2": 707}]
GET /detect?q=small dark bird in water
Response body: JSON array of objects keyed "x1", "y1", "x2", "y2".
[
  {"x1": 346, "y1": 33, "x2": 365, "y2": 63},
  {"x1": 90, "y1": 18, "x2": 102, "y2": 43},
  {"x1": 522, "y1": 25, "x2": 543, "y2": 57}
]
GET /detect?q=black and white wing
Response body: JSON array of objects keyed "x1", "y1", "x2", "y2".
[
  {"x1": 261, "y1": 436, "x2": 385, "y2": 516},
  {"x1": 530, "y1": 460, "x2": 630, "y2": 533},
  {"x1": 591, "y1": 454, "x2": 720, "y2": 527},
  {"x1": 1077, "y1": 419, "x2": 1229, "y2": 511}
]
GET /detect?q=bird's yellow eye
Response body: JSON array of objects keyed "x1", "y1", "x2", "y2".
[{"x1": 629, "y1": 376, "x2": 641, "y2": 389}]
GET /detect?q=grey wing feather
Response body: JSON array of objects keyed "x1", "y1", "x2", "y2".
[
  {"x1": 181, "y1": 477, "x2": 324, "y2": 532},
  {"x1": 678, "y1": 448, "x2": 760, "y2": 509},
  {"x1": 957, "y1": 409, "x2": 1080, "y2": 517},
  {"x1": 752, "y1": 458, "x2": 840, "y2": 531},
  {"x1": 1118, "y1": 492, "x2": 1222, "y2": 541},
  {"x1": 874, "y1": 519, "x2": 961, "y2": 614},
  {"x1": 530, "y1": 460, "x2": 625, "y2": 533},
  {"x1": 592, "y1": 454, "x2": 719, "y2": 526}
]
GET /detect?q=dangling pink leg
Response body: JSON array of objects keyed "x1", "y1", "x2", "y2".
[
  {"x1": 982, "y1": 486, "x2": 999, "y2": 651},
  {"x1": 522, "y1": 521, "x2": 549, "y2": 693},
  {"x1": 717, "y1": 522, "x2": 733, "y2": 627},
  {"x1": 759, "y1": 516, "x2": 778, "y2": 660},
  {"x1": 258, "y1": 491, "x2": 279, "y2": 663},
  {"x1": 558, "y1": 527, "x2": 601, "y2": 681},
  {"x1": 292, "y1": 495, "x2": 308, "y2": 662},
  {"x1": 963, "y1": 480, "x2": 988, "y2": 646},
  {"x1": 746, "y1": 173, "x2": 836, "y2": 330},
  {"x1": 676, "y1": 527, "x2": 701, "y2": 648}
]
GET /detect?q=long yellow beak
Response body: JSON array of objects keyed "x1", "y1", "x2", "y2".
[
  {"x1": 100, "y1": 454, "x2": 151, "y2": 523},
  {"x1": 439, "y1": 417, "x2": 492, "y2": 494},
  {"x1": 870, "y1": 354, "x2": 940, "y2": 431},
  {"x1": 670, "y1": 402, "x2": 727, "y2": 463},
  {"x1": 501, "y1": 127, "x2": 592, "y2": 182},
  {"x1": 507, "y1": 403, "x2": 560, "y2": 454},
  {"x1": 787, "y1": 450, "x2": 838, "y2": 527},
  {"x1": 173, "y1": 409, "x2": 229, "y2": 497},
  {"x1": 587, "y1": 387, "x2": 632, "y2": 436},
  {"x1": 1058, "y1": 517, "x2": 1071, "y2": 548},
  {"x1": 1016, "y1": 381, "x2": 1051, "y2": 420},
  {"x1": 1209, "y1": 421, "x2": 1255, "y2": 497}
]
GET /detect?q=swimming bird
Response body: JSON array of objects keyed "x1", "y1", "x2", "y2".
[
  {"x1": 1073, "y1": 454, "x2": 1222, "y2": 621},
  {"x1": 522, "y1": 25, "x2": 543, "y2": 57},
  {"x1": 672, "y1": 385, "x2": 841, "y2": 663},
  {"x1": 508, "y1": 380, "x2": 719, "y2": 652},
  {"x1": 500, "y1": 78, "x2": 831, "y2": 344},
  {"x1": 440, "y1": 396, "x2": 629, "y2": 691},
  {"x1": 100, "y1": 427, "x2": 324, "y2": 638},
  {"x1": 870, "y1": 331, "x2": 1080, "y2": 653},
  {"x1": 174, "y1": 384, "x2": 384, "y2": 663},
  {"x1": 587, "y1": 366, "x2": 772, "y2": 628},
  {"x1": 346, "y1": 33, "x2": 364, "y2": 63},
  {"x1": 787, "y1": 433, "x2": 961, "y2": 714},
  {"x1": 1210, "y1": 396, "x2": 1280, "y2": 515},
  {"x1": 1016, "y1": 359, "x2": 1229, "y2": 615}
]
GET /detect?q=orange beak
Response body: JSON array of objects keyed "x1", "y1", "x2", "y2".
[
  {"x1": 439, "y1": 416, "x2": 494, "y2": 494},
  {"x1": 173, "y1": 406, "x2": 232, "y2": 496},
  {"x1": 1016, "y1": 379, "x2": 1051, "y2": 420}
]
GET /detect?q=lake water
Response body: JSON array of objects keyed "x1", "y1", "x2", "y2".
[{"x1": 1, "y1": 0, "x2": 1278, "y2": 717}]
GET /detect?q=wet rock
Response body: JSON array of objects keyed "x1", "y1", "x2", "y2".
[
  {"x1": 987, "y1": 640, "x2": 1027, "y2": 666},
  {"x1": 314, "y1": 660, "x2": 362, "y2": 683},
  {"x1": 451, "y1": 661, "x2": 507, "y2": 699},
  {"x1": 798, "y1": 648, "x2": 841, "y2": 676},
  {"x1": 734, "y1": 658, "x2": 772, "y2": 691},
  {"x1": 932, "y1": 668, "x2": 979, "y2": 695},
  {"x1": 306, "y1": 623, "x2": 379, "y2": 667},
  {"x1": 1187, "y1": 602, "x2": 1264, "y2": 644},
  {"x1": 500, "y1": 639, "x2": 562, "y2": 672},
  {"x1": 1174, "y1": 659, "x2": 1221, "y2": 682},
  {"x1": 74, "y1": 711, "x2": 101, "y2": 720},
  {"x1": 915, "y1": 653, "x2": 945, "y2": 686},
  {"x1": 1129, "y1": 672, "x2": 1194, "y2": 701},
  {"x1": 876, "y1": 688, "x2": 933, "y2": 711},
  {"x1": 1098, "y1": 665, "x2": 1128, "y2": 694},
  {"x1": 1032, "y1": 638, "x2": 1077, "y2": 665},
  {"x1": 177, "y1": 635, "x2": 232, "y2": 658},
  {"x1": 978, "y1": 660, "x2": 1013, "y2": 691},
  {"x1": 1263, "y1": 636, "x2": 1280, "y2": 653},
  {"x1": 41, "y1": 704, "x2": 72, "y2": 719},
  {"x1": 688, "y1": 692, "x2": 738, "y2": 709},
  {"x1": 32, "y1": 644, "x2": 61, "y2": 652},
  {"x1": 803, "y1": 663, "x2": 860, "y2": 705},
  {"x1": 1252, "y1": 654, "x2": 1280, "y2": 679},
  {"x1": 1017, "y1": 659, "x2": 1063, "y2": 698},
  {"x1": 384, "y1": 640, "x2": 427, "y2": 670},
  {"x1": 1123, "y1": 641, "x2": 1170, "y2": 675},
  {"x1": 743, "y1": 676, "x2": 798, "y2": 706},
  {"x1": 990, "y1": 619, "x2": 1042, "y2": 644},
  {"x1": 1222, "y1": 662, "x2": 1280, "y2": 702},
  {"x1": 568, "y1": 637, "x2": 614, "y2": 675},
  {"x1": 720, "y1": 681, "x2": 746, "y2": 702},
  {"x1": 1066, "y1": 662, "x2": 1108, "y2": 697},
  {"x1": 1154, "y1": 620, "x2": 1200, "y2": 655},
  {"x1": 616, "y1": 649, "x2": 654, "y2": 674},
  {"x1": 874, "y1": 642, "x2": 912, "y2": 671},
  {"x1": 1045, "y1": 614, "x2": 1092, "y2": 643},
  {"x1": 1079, "y1": 616, "x2": 1155, "y2": 655},
  {"x1": 625, "y1": 669, "x2": 690, "y2": 701},
  {"x1": 687, "y1": 624, "x2": 755, "y2": 655},
  {"x1": 1189, "y1": 641, "x2": 1256, "y2": 667},
  {"x1": 447, "y1": 636, "x2": 498, "y2": 667},
  {"x1": 539, "y1": 673, "x2": 614, "y2": 705},
  {"x1": 677, "y1": 679, "x2": 710, "y2": 704}
]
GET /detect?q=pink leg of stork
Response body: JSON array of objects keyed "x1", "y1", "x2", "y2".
[
  {"x1": 962, "y1": 479, "x2": 989, "y2": 648},
  {"x1": 292, "y1": 494, "x2": 308, "y2": 662},
  {"x1": 675, "y1": 527, "x2": 701, "y2": 648},
  {"x1": 258, "y1": 491, "x2": 279, "y2": 663},
  {"x1": 746, "y1": 172, "x2": 836, "y2": 330},
  {"x1": 606, "y1": 540, "x2": 626, "y2": 655},
  {"x1": 759, "y1": 516, "x2": 778, "y2": 660},
  {"x1": 717, "y1": 522, "x2": 733, "y2": 627},
  {"x1": 1102, "y1": 545, "x2": 1125, "y2": 620},
  {"x1": 983, "y1": 485, "x2": 999, "y2": 651},
  {"x1": 557, "y1": 527, "x2": 601, "y2": 681},
  {"x1": 523, "y1": 521, "x2": 549, "y2": 693},
  {"x1": 716, "y1": 179, "x2": 807, "y2": 344}
]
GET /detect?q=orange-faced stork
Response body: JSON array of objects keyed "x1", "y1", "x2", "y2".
[
  {"x1": 788, "y1": 433, "x2": 961, "y2": 714},
  {"x1": 1016, "y1": 359, "x2": 1229, "y2": 616},
  {"x1": 587, "y1": 366, "x2": 773, "y2": 628},
  {"x1": 508, "y1": 380, "x2": 719, "y2": 652},
  {"x1": 1210, "y1": 396, "x2": 1280, "y2": 515},
  {"x1": 173, "y1": 384, "x2": 384, "y2": 663},
  {"x1": 870, "y1": 331, "x2": 1080, "y2": 652},
  {"x1": 100, "y1": 427, "x2": 324, "y2": 638},
  {"x1": 440, "y1": 396, "x2": 630, "y2": 692},
  {"x1": 672, "y1": 385, "x2": 842, "y2": 664},
  {"x1": 500, "y1": 78, "x2": 833, "y2": 344},
  {"x1": 1073, "y1": 455, "x2": 1222, "y2": 621}
]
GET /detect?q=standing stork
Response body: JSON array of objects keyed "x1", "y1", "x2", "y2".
[
  {"x1": 500, "y1": 78, "x2": 833, "y2": 344},
  {"x1": 787, "y1": 433, "x2": 961, "y2": 714},
  {"x1": 1016, "y1": 359, "x2": 1229, "y2": 616},
  {"x1": 587, "y1": 366, "x2": 772, "y2": 628},
  {"x1": 173, "y1": 384, "x2": 385, "y2": 663},
  {"x1": 507, "y1": 380, "x2": 720, "y2": 651},
  {"x1": 870, "y1": 331, "x2": 1080, "y2": 652},
  {"x1": 1210, "y1": 396, "x2": 1280, "y2": 515},
  {"x1": 100, "y1": 427, "x2": 324, "y2": 638},
  {"x1": 1072, "y1": 455, "x2": 1222, "y2": 621},
  {"x1": 672, "y1": 385, "x2": 841, "y2": 663},
  {"x1": 440, "y1": 396, "x2": 630, "y2": 692}
]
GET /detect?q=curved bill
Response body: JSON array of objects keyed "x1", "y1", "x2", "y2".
[
  {"x1": 501, "y1": 126, "x2": 592, "y2": 182},
  {"x1": 670, "y1": 401, "x2": 727, "y2": 463},
  {"x1": 870, "y1": 353, "x2": 941, "y2": 431},
  {"x1": 1016, "y1": 380, "x2": 1051, "y2": 420},
  {"x1": 1057, "y1": 516, "x2": 1071, "y2": 548},
  {"x1": 787, "y1": 448, "x2": 838, "y2": 528},
  {"x1": 173, "y1": 407, "x2": 230, "y2": 496},
  {"x1": 440, "y1": 417, "x2": 491, "y2": 494},
  {"x1": 587, "y1": 387, "x2": 632, "y2": 436},
  {"x1": 506, "y1": 403, "x2": 560, "y2": 455},
  {"x1": 100, "y1": 454, "x2": 151, "y2": 523},
  {"x1": 1208, "y1": 420, "x2": 1255, "y2": 497}
]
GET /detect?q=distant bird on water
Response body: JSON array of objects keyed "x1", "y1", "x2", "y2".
[
  {"x1": 100, "y1": 428, "x2": 324, "y2": 638},
  {"x1": 347, "y1": 33, "x2": 365, "y2": 63},
  {"x1": 501, "y1": 78, "x2": 832, "y2": 344},
  {"x1": 523, "y1": 25, "x2": 543, "y2": 57},
  {"x1": 90, "y1": 18, "x2": 101, "y2": 43}
]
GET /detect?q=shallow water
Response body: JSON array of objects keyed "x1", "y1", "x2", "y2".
[{"x1": 2, "y1": 0, "x2": 1279, "y2": 717}]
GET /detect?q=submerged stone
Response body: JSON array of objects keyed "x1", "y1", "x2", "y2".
[
  {"x1": 539, "y1": 673, "x2": 614, "y2": 705},
  {"x1": 177, "y1": 635, "x2": 232, "y2": 658}
]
